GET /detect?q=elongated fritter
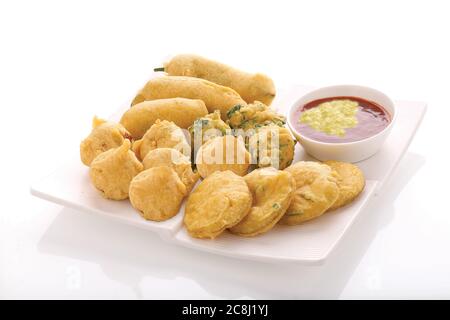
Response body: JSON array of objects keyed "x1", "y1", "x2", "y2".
[
  {"x1": 131, "y1": 76, "x2": 246, "y2": 119},
  {"x1": 157, "y1": 54, "x2": 276, "y2": 105}
]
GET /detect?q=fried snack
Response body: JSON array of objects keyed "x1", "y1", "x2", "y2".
[
  {"x1": 158, "y1": 54, "x2": 276, "y2": 105},
  {"x1": 188, "y1": 110, "x2": 231, "y2": 146},
  {"x1": 142, "y1": 148, "x2": 199, "y2": 193},
  {"x1": 184, "y1": 171, "x2": 252, "y2": 239},
  {"x1": 89, "y1": 140, "x2": 143, "y2": 200},
  {"x1": 120, "y1": 98, "x2": 208, "y2": 139},
  {"x1": 131, "y1": 76, "x2": 246, "y2": 119},
  {"x1": 230, "y1": 168, "x2": 295, "y2": 237},
  {"x1": 248, "y1": 124, "x2": 296, "y2": 170},
  {"x1": 129, "y1": 166, "x2": 187, "y2": 221},
  {"x1": 80, "y1": 116, "x2": 133, "y2": 166},
  {"x1": 227, "y1": 101, "x2": 286, "y2": 130},
  {"x1": 132, "y1": 120, "x2": 190, "y2": 160},
  {"x1": 196, "y1": 135, "x2": 251, "y2": 178},
  {"x1": 323, "y1": 160, "x2": 365, "y2": 210},
  {"x1": 280, "y1": 161, "x2": 339, "y2": 225}
]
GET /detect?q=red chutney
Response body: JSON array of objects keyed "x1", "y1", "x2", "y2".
[{"x1": 293, "y1": 96, "x2": 391, "y2": 143}]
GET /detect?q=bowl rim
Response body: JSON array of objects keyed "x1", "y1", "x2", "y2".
[{"x1": 287, "y1": 84, "x2": 397, "y2": 146}]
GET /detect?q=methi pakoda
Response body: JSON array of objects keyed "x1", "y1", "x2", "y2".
[
  {"x1": 196, "y1": 135, "x2": 251, "y2": 178},
  {"x1": 142, "y1": 148, "x2": 199, "y2": 193},
  {"x1": 156, "y1": 54, "x2": 276, "y2": 105},
  {"x1": 184, "y1": 170, "x2": 252, "y2": 239},
  {"x1": 80, "y1": 116, "x2": 133, "y2": 166},
  {"x1": 120, "y1": 98, "x2": 207, "y2": 139},
  {"x1": 132, "y1": 120, "x2": 190, "y2": 160},
  {"x1": 129, "y1": 166, "x2": 187, "y2": 221},
  {"x1": 230, "y1": 168, "x2": 295, "y2": 237},
  {"x1": 227, "y1": 101, "x2": 286, "y2": 130},
  {"x1": 131, "y1": 76, "x2": 246, "y2": 119},
  {"x1": 281, "y1": 161, "x2": 339, "y2": 225},
  {"x1": 188, "y1": 110, "x2": 230, "y2": 147},
  {"x1": 89, "y1": 140, "x2": 143, "y2": 200},
  {"x1": 324, "y1": 160, "x2": 365, "y2": 210},
  {"x1": 248, "y1": 124, "x2": 295, "y2": 170}
]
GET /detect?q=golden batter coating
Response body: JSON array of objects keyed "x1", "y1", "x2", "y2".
[
  {"x1": 89, "y1": 140, "x2": 143, "y2": 200},
  {"x1": 184, "y1": 171, "x2": 252, "y2": 239},
  {"x1": 160, "y1": 54, "x2": 276, "y2": 105},
  {"x1": 120, "y1": 98, "x2": 208, "y2": 139},
  {"x1": 280, "y1": 161, "x2": 339, "y2": 225},
  {"x1": 230, "y1": 168, "x2": 296, "y2": 237},
  {"x1": 80, "y1": 116, "x2": 132, "y2": 166},
  {"x1": 131, "y1": 76, "x2": 246, "y2": 119},
  {"x1": 188, "y1": 110, "x2": 231, "y2": 146},
  {"x1": 142, "y1": 148, "x2": 199, "y2": 193},
  {"x1": 248, "y1": 124, "x2": 296, "y2": 170},
  {"x1": 132, "y1": 120, "x2": 190, "y2": 160},
  {"x1": 323, "y1": 160, "x2": 365, "y2": 210},
  {"x1": 129, "y1": 166, "x2": 187, "y2": 221},
  {"x1": 195, "y1": 135, "x2": 251, "y2": 178},
  {"x1": 226, "y1": 101, "x2": 285, "y2": 130}
]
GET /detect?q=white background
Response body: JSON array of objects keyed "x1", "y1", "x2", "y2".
[{"x1": 1, "y1": 0, "x2": 449, "y2": 299}]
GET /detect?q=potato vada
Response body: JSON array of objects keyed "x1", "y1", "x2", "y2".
[
  {"x1": 184, "y1": 170, "x2": 252, "y2": 239},
  {"x1": 280, "y1": 161, "x2": 339, "y2": 225},
  {"x1": 142, "y1": 148, "x2": 199, "y2": 193},
  {"x1": 230, "y1": 167, "x2": 295, "y2": 237},
  {"x1": 132, "y1": 120, "x2": 190, "y2": 160},
  {"x1": 129, "y1": 166, "x2": 187, "y2": 221},
  {"x1": 89, "y1": 140, "x2": 143, "y2": 200},
  {"x1": 195, "y1": 135, "x2": 251, "y2": 178},
  {"x1": 80, "y1": 116, "x2": 133, "y2": 166}
]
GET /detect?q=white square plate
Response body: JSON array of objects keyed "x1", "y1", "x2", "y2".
[{"x1": 30, "y1": 84, "x2": 427, "y2": 265}]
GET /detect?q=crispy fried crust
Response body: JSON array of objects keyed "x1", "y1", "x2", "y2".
[
  {"x1": 132, "y1": 120, "x2": 190, "y2": 160},
  {"x1": 323, "y1": 160, "x2": 365, "y2": 210},
  {"x1": 230, "y1": 167, "x2": 295, "y2": 237},
  {"x1": 131, "y1": 76, "x2": 246, "y2": 119},
  {"x1": 196, "y1": 135, "x2": 250, "y2": 178},
  {"x1": 280, "y1": 161, "x2": 339, "y2": 225},
  {"x1": 120, "y1": 98, "x2": 207, "y2": 139},
  {"x1": 80, "y1": 116, "x2": 132, "y2": 166},
  {"x1": 164, "y1": 54, "x2": 276, "y2": 105},
  {"x1": 184, "y1": 171, "x2": 252, "y2": 239},
  {"x1": 129, "y1": 166, "x2": 187, "y2": 221},
  {"x1": 142, "y1": 148, "x2": 199, "y2": 193},
  {"x1": 89, "y1": 140, "x2": 143, "y2": 200}
]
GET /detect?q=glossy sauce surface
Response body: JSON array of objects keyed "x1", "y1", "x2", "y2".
[{"x1": 293, "y1": 96, "x2": 391, "y2": 143}]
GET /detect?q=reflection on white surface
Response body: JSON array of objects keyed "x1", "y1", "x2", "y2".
[{"x1": 26, "y1": 152, "x2": 425, "y2": 299}]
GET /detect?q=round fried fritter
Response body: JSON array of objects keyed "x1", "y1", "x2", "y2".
[
  {"x1": 323, "y1": 160, "x2": 365, "y2": 210},
  {"x1": 280, "y1": 161, "x2": 339, "y2": 225},
  {"x1": 195, "y1": 135, "x2": 250, "y2": 178},
  {"x1": 226, "y1": 101, "x2": 285, "y2": 130},
  {"x1": 89, "y1": 140, "x2": 143, "y2": 200},
  {"x1": 188, "y1": 110, "x2": 231, "y2": 146},
  {"x1": 230, "y1": 167, "x2": 296, "y2": 237},
  {"x1": 184, "y1": 171, "x2": 252, "y2": 239},
  {"x1": 129, "y1": 166, "x2": 187, "y2": 221},
  {"x1": 248, "y1": 124, "x2": 296, "y2": 170},
  {"x1": 80, "y1": 116, "x2": 132, "y2": 166},
  {"x1": 142, "y1": 148, "x2": 199, "y2": 193},
  {"x1": 132, "y1": 119, "x2": 190, "y2": 160}
]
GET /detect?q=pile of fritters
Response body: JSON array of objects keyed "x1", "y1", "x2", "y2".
[{"x1": 79, "y1": 54, "x2": 366, "y2": 239}]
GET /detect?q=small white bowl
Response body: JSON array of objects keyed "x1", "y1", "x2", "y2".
[{"x1": 287, "y1": 85, "x2": 396, "y2": 163}]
